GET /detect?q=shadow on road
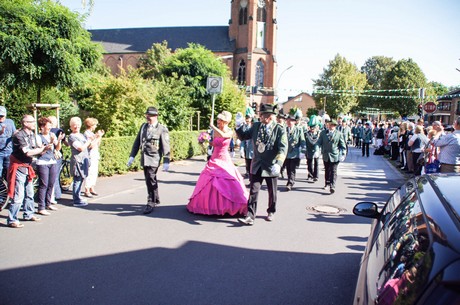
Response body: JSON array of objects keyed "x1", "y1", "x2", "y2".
[{"x1": 0, "y1": 241, "x2": 360, "y2": 305}]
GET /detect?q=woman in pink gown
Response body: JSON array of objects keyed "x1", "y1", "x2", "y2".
[{"x1": 187, "y1": 111, "x2": 248, "y2": 216}]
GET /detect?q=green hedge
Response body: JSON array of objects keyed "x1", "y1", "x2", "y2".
[{"x1": 63, "y1": 130, "x2": 205, "y2": 176}]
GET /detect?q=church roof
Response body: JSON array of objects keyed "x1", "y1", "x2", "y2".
[{"x1": 88, "y1": 26, "x2": 234, "y2": 54}]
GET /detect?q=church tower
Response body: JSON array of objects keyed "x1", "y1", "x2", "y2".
[{"x1": 229, "y1": 0, "x2": 277, "y2": 106}]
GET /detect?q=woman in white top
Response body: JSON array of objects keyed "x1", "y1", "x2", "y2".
[
  {"x1": 83, "y1": 118, "x2": 104, "y2": 198},
  {"x1": 36, "y1": 117, "x2": 64, "y2": 215},
  {"x1": 408, "y1": 125, "x2": 428, "y2": 176}
]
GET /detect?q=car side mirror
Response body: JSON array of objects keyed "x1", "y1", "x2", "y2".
[{"x1": 353, "y1": 202, "x2": 380, "y2": 219}]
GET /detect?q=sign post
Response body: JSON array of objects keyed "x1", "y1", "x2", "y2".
[{"x1": 206, "y1": 77, "x2": 223, "y2": 123}]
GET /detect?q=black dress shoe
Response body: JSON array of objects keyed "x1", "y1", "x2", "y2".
[{"x1": 143, "y1": 205, "x2": 154, "y2": 214}]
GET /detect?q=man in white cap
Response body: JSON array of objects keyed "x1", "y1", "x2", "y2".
[{"x1": 0, "y1": 106, "x2": 16, "y2": 179}]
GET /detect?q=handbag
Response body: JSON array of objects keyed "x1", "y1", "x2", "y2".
[
  {"x1": 425, "y1": 159, "x2": 440, "y2": 173},
  {"x1": 424, "y1": 147, "x2": 440, "y2": 173}
]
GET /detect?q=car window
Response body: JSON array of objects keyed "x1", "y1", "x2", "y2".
[{"x1": 366, "y1": 190, "x2": 432, "y2": 304}]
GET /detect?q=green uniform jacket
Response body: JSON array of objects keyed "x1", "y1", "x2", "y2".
[
  {"x1": 316, "y1": 128, "x2": 346, "y2": 162},
  {"x1": 304, "y1": 129, "x2": 321, "y2": 158},
  {"x1": 236, "y1": 121, "x2": 287, "y2": 177},
  {"x1": 361, "y1": 127, "x2": 373, "y2": 144},
  {"x1": 286, "y1": 125, "x2": 306, "y2": 159},
  {"x1": 339, "y1": 125, "x2": 352, "y2": 143}
]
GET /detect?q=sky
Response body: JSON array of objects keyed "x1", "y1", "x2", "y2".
[{"x1": 60, "y1": 0, "x2": 460, "y2": 102}]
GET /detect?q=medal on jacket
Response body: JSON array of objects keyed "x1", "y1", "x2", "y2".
[
  {"x1": 257, "y1": 142, "x2": 266, "y2": 153},
  {"x1": 256, "y1": 124, "x2": 271, "y2": 153}
]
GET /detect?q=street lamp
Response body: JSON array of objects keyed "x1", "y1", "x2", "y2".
[{"x1": 276, "y1": 65, "x2": 293, "y2": 102}]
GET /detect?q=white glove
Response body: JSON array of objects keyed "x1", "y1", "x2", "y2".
[
  {"x1": 235, "y1": 112, "x2": 244, "y2": 128},
  {"x1": 339, "y1": 151, "x2": 346, "y2": 162},
  {"x1": 270, "y1": 164, "x2": 281, "y2": 176},
  {"x1": 163, "y1": 163, "x2": 169, "y2": 172},
  {"x1": 127, "y1": 157, "x2": 134, "y2": 167}
]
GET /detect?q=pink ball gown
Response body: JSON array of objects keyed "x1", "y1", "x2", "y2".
[{"x1": 187, "y1": 137, "x2": 248, "y2": 215}]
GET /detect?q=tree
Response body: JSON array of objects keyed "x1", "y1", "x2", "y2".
[
  {"x1": 75, "y1": 71, "x2": 156, "y2": 137},
  {"x1": 0, "y1": 0, "x2": 102, "y2": 102},
  {"x1": 160, "y1": 43, "x2": 245, "y2": 128},
  {"x1": 359, "y1": 56, "x2": 397, "y2": 111},
  {"x1": 313, "y1": 54, "x2": 367, "y2": 117},
  {"x1": 137, "y1": 41, "x2": 172, "y2": 80},
  {"x1": 0, "y1": 85, "x2": 78, "y2": 127},
  {"x1": 426, "y1": 81, "x2": 449, "y2": 102},
  {"x1": 155, "y1": 77, "x2": 195, "y2": 131},
  {"x1": 382, "y1": 58, "x2": 427, "y2": 117}
]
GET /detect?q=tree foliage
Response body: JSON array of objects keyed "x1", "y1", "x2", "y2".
[
  {"x1": 155, "y1": 77, "x2": 195, "y2": 131},
  {"x1": 138, "y1": 42, "x2": 245, "y2": 129},
  {"x1": 75, "y1": 71, "x2": 156, "y2": 137},
  {"x1": 0, "y1": 0, "x2": 102, "y2": 102},
  {"x1": 160, "y1": 43, "x2": 243, "y2": 128},
  {"x1": 313, "y1": 54, "x2": 367, "y2": 117},
  {"x1": 382, "y1": 58, "x2": 427, "y2": 117},
  {"x1": 358, "y1": 56, "x2": 397, "y2": 111},
  {"x1": 137, "y1": 41, "x2": 172, "y2": 80}
]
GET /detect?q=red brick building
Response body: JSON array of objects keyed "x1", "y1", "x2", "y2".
[
  {"x1": 431, "y1": 89, "x2": 460, "y2": 125},
  {"x1": 89, "y1": 0, "x2": 277, "y2": 105},
  {"x1": 281, "y1": 93, "x2": 317, "y2": 117}
]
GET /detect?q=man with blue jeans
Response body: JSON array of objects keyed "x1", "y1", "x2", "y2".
[
  {"x1": 8, "y1": 115, "x2": 52, "y2": 228},
  {"x1": 0, "y1": 106, "x2": 16, "y2": 178}
]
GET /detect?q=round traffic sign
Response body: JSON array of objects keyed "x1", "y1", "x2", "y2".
[{"x1": 423, "y1": 102, "x2": 437, "y2": 114}]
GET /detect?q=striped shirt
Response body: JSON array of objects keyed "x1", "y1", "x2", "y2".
[{"x1": 433, "y1": 130, "x2": 460, "y2": 165}]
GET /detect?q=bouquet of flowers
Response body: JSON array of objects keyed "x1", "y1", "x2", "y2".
[{"x1": 198, "y1": 131, "x2": 211, "y2": 145}]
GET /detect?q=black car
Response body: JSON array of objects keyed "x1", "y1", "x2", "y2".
[{"x1": 352, "y1": 174, "x2": 460, "y2": 305}]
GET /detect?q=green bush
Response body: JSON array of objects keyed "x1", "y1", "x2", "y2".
[{"x1": 63, "y1": 130, "x2": 205, "y2": 176}]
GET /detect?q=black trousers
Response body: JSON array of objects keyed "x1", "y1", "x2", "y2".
[
  {"x1": 285, "y1": 158, "x2": 299, "y2": 186},
  {"x1": 362, "y1": 143, "x2": 370, "y2": 157},
  {"x1": 412, "y1": 152, "x2": 422, "y2": 176},
  {"x1": 307, "y1": 157, "x2": 319, "y2": 179},
  {"x1": 143, "y1": 166, "x2": 160, "y2": 206},
  {"x1": 247, "y1": 169, "x2": 277, "y2": 219},
  {"x1": 391, "y1": 142, "x2": 399, "y2": 160},
  {"x1": 324, "y1": 161, "x2": 339, "y2": 188},
  {"x1": 245, "y1": 158, "x2": 252, "y2": 181}
]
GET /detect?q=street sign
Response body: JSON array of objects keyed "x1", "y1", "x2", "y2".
[
  {"x1": 423, "y1": 102, "x2": 437, "y2": 114},
  {"x1": 206, "y1": 77, "x2": 223, "y2": 94}
]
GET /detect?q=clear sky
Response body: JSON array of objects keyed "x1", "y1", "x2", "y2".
[{"x1": 60, "y1": 0, "x2": 460, "y2": 101}]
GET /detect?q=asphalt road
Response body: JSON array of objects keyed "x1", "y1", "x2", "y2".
[{"x1": 0, "y1": 146, "x2": 404, "y2": 305}]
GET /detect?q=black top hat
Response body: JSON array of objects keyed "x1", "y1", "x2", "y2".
[
  {"x1": 145, "y1": 107, "x2": 158, "y2": 116},
  {"x1": 259, "y1": 103, "x2": 278, "y2": 115}
]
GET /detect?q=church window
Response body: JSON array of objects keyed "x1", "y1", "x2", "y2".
[
  {"x1": 256, "y1": 6, "x2": 266, "y2": 48},
  {"x1": 257, "y1": 7, "x2": 267, "y2": 22},
  {"x1": 239, "y1": 7, "x2": 248, "y2": 25},
  {"x1": 255, "y1": 59, "x2": 265, "y2": 87},
  {"x1": 238, "y1": 60, "x2": 246, "y2": 85}
]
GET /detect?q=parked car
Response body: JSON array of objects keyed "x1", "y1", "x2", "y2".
[{"x1": 352, "y1": 173, "x2": 460, "y2": 305}]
